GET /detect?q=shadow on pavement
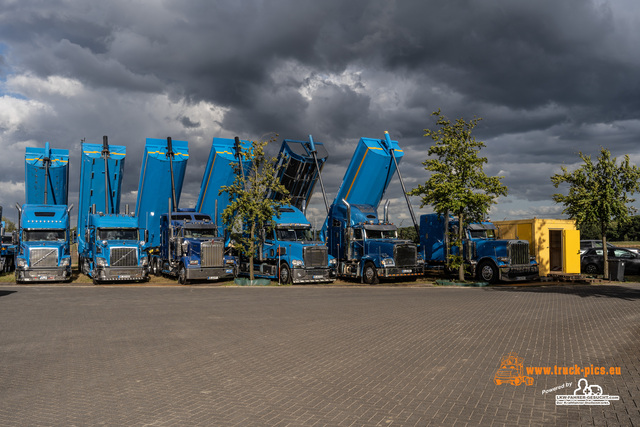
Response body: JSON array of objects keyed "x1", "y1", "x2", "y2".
[
  {"x1": 0, "y1": 290, "x2": 17, "y2": 298},
  {"x1": 485, "y1": 284, "x2": 640, "y2": 301}
]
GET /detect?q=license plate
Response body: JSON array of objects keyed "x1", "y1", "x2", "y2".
[
  {"x1": 516, "y1": 276, "x2": 526, "y2": 280},
  {"x1": 402, "y1": 269, "x2": 412, "y2": 273},
  {"x1": 225, "y1": 269, "x2": 233, "y2": 274},
  {"x1": 39, "y1": 275, "x2": 48, "y2": 280},
  {"x1": 119, "y1": 275, "x2": 130, "y2": 279},
  {"x1": 208, "y1": 276, "x2": 219, "y2": 280},
  {"x1": 313, "y1": 275, "x2": 323, "y2": 279}
]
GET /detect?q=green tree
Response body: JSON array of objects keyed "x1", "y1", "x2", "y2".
[
  {"x1": 551, "y1": 147, "x2": 640, "y2": 278},
  {"x1": 220, "y1": 137, "x2": 290, "y2": 281},
  {"x1": 1, "y1": 217, "x2": 16, "y2": 232},
  {"x1": 409, "y1": 110, "x2": 508, "y2": 281}
]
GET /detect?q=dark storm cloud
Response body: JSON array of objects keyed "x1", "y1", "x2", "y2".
[{"x1": 1, "y1": 0, "x2": 640, "y2": 223}]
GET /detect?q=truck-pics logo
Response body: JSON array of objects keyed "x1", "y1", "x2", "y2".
[
  {"x1": 555, "y1": 378, "x2": 620, "y2": 405},
  {"x1": 494, "y1": 352, "x2": 534, "y2": 386}
]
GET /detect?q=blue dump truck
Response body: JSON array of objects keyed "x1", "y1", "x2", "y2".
[
  {"x1": 14, "y1": 143, "x2": 73, "y2": 283},
  {"x1": 222, "y1": 137, "x2": 335, "y2": 284},
  {"x1": 322, "y1": 132, "x2": 423, "y2": 284},
  {"x1": 250, "y1": 137, "x2": 336, "y2": 284},
  {"x1": 138, "y1": 137, "x2": 235, "y2": 284},
  {"x1": 420, "y1": 213, "x2": 539, "y2": 283},
  {"x1": 77, "y1": 137, "x2": 149, "y2": 284}
]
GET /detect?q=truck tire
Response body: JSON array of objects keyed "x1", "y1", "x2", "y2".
[
  {"x1": 152, "y1": 258, "x2": 160, "y2": 276},
  {"x1": 363, "y1": 262, "x2": 378, "y2": 285},
  {"x1": 178, "y1": 264, "x2": 189, "y2": 285},
  {"x1": 477, "y1": 261, "x2": 498, "y2": 283},
  {"x1": 279, "y1": 263, "x2": 291, "y2": 284},
  {"x1": 92, "y1": 275, "x2": 100, "y2": 285}
]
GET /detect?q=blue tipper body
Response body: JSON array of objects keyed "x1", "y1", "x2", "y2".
[
  {"x1": 419, "y1": 213, "x2": 539, "y2": 283},
  {"x1": 195, "y1": 137, "x2": 251, "y2": 242},
  {"x1": 77, "y1": 140, "x2": 149, "y2": 283},
  {"x1": 240, "y1": 137, "x2": 336, "y2": 284},
  {"x1": 25, "y1": 144, "x2": 69, "y2": 205},
  {"x1": 135, "y1": 138, "x2": 189, "y2": 250},
  {"x1": 322, "y1": 132, "x2": 423, "y2": 283},
  {"x1": 15, "y1": 143, "x2": 73, "y2": 282}
]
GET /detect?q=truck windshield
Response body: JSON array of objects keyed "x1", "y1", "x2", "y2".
[
  {"x1": 24, "y1": 229, "x2": 66, "y2": 242},
  {"x1": 276, "y1": 228, "x2": 313, "y2": 241},
  {"x1": 364, "y1": 228, "x2": 397, "y2": 239},
  {"x1": 469, "y1": 229, "x2": 496, "y2": 239},
  {"x1": 97, "y1": 228, "x2": 139, "y2": 240},
  {"x1": 184, "y1": 228, "x2": 217, "y2": 239}
]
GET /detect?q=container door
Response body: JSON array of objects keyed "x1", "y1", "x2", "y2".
[{"x1": 563, "y1": 229, "x2": 581, "y2": 273}]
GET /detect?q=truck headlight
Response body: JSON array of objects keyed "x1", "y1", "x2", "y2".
[
  {"x1": 381, "y1": 258, "x2": 395, "y2": 267},
  {"x1": 96, "y1": 257, "x2": 108, "y2": 267},
  {"x1": 141, "y1": 257, "x2": 148, "y2": 266},
  {"x1": 17, "y1": 258, "x2": 27, "y2": 268},
  {"x1": 60, "y1": 258, "x2": 70, "y2": 267},
  {"x1": 497, "y1": 257, "x2": 509, "y2": 263},
  {"x1": 329, "y1": 258, "x2": 337, "y2": 266},
  {"x1": 417, "y1": 255, "x2": 425, "y2": 264},
  {"x1": 291, "y1": 259, "x2": 303, "y2": 267},
  {"x1": 189, "y1": 259, "x2": 199, "y2": 265}
]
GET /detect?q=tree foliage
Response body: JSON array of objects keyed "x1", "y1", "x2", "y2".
[
  {"x1": 551, "y1": 147, "x2": 640, "y2": 277},
  {"x1": 219, "y1": 137, "x2": 290, "y2": 280},
  {"x1": 409, "y1": 110, "x2": 507, "y2": 280}
]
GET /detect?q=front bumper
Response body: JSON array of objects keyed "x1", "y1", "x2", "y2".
[
  {"x1": 377, "y1": 265, "x2": 424, "y2": 278},
  {"x1": 498, "y1": 265, "x2": 539, "y2": 281},
  {"x1": 291, "y1": 267, "x2": 335, "y2": 284},
  {"x1": 16, "y1": 266, "x2": 71, "y2": 282},
  {"x1": 186, "y1": 266, "x2": 235, "y2": 281},
  {"x1": 96, "y1": 266, "x2": 148, "y2": 282}
]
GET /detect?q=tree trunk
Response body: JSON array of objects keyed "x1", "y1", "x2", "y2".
[
  {"x1": 602, "y1": 228, "x2": 608, "y2": 280},
  {"x1": 458, "y1": 213, "x2": 465, "y2": 282},
  {"x1": 249, "y1": 222, "x2": 255, "y2": 280}
]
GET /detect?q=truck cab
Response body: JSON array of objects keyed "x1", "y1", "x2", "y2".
[
  {"x1": 245, "y1": 206, "x2": 336, "y2": 284},
  {"x1": 14, "y1": 204, "x2": 73, "y2": 283},
  {"x1": 79, "y1": 213, "x2": 149, "y2": 284},
  {"x1": 420, "y1": 213, "x2": 539, "y2": 282},
  {"x1": 156, "y1": 210, "x2": 236, "y2": 284},
  {"x1": 326, "y1": 201, "x2": 423, "y2": 284}
]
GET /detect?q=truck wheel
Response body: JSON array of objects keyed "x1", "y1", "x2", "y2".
[
  {"x1": 152, "y1": 259, "x2": 160, "y2": 276},
  {"x1": 279, "y1": 263, "x2": 291, "y2": 284},
  {"x1": 92, "y1": 275, "x2": 100, "y2": 285},
  {"x1": 584, "y1": 263, "x2": 599, "y2": 275},
  {"x1": 477, "y1": 261, "x2": 498, "y2": 283},
  {"x1": 178, "y1": 264, "x2": 189, "y2": 285},
  {"x1": 363, "y1": 262, "x2": 378, "y2": 285}
]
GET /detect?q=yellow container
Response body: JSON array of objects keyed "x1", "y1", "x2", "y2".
[{"x1": 492, "y1": 218, "x2": 581, "y2": 276}]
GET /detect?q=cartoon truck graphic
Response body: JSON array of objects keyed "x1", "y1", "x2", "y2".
[{"x1": 494, "y1": 352, "x2": 534, "y2": 386}]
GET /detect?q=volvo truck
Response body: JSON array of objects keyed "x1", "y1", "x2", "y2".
[
  {"x1": 77, "y1": 137, "x2": 149, "y2": 284},
  {"x1": 14, "y1": 143, "x2": 73, "y2": 283}
]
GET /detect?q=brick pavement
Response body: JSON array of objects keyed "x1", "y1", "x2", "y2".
[{"x1": 0, "y1": 284, "x2": 638, "y2": 426}]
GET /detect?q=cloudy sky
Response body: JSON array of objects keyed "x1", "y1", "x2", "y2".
[{"x1": 2, "y1": 0, "x2": 640, "y2": 228}]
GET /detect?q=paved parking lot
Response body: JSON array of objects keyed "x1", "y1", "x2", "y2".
[{"x1": 0, "y1": 283, "x2": 639, "y2": 426}]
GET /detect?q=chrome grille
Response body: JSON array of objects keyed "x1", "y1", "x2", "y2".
[
  {"x1": 303, "y1": 246, "x2": 327, "y2": 268},
  {"x1": 508, "y1": 241, "x2": 530, "y2": 265},
  {"x1": 30, "y1": 248, "x2": 58, "y2": 267},
  {"x1": 394, "y1": 244, "x2": 417, "y2": 267},
  {"x1": 201, "y1": 240, "x2": 224, "y2": 267},
  {"x1": 110, "y1": 247, "x2": 138, "y2": 267}
]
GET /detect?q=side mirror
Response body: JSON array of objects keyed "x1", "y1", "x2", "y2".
[
  {"x1": 12, "y1": 231, "x2": 18, "y2": 245},
  {"x1": 144, "y1": 229, "x2": 149, "y2": 243}
]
